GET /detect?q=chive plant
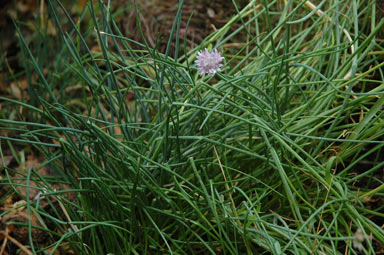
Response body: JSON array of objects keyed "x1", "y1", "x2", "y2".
[{"x1": 2, "y1": 0, "x2": 384, "y2": 254}]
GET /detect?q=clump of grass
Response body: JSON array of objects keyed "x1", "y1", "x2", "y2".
[{"x1": 2, "y1": 0, "x2": 384, "y2": 254}]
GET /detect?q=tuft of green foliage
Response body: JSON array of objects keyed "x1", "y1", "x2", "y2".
[{"x1": 2, "y1": 0, "x2": 384, "y2": 254}]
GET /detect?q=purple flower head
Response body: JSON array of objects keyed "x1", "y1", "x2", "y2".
[{"x1": 195, "y1": 48, "x2": 224, "y2": 76}]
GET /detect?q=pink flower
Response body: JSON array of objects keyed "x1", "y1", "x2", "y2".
[{"x1": 195, "y1": 48, "x2": 224, "y2": 76}]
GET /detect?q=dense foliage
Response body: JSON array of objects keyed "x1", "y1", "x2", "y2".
[{"x1": 1, "y1": 0, "x2": 384, "y2": 254}]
